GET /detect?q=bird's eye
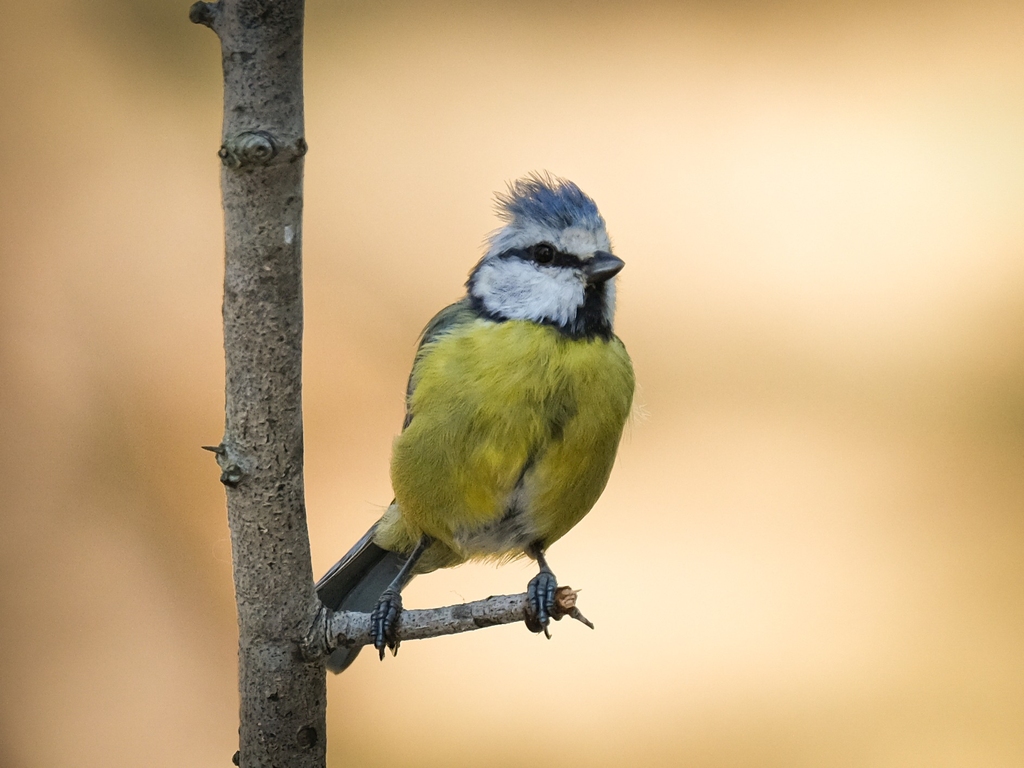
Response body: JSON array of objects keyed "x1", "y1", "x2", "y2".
[{"x1": 533, "y1": 244, "x2": 555, "y2": 264}]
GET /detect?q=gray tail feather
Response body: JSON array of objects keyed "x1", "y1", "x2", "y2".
[{"x1": 315, "y1": 521, "x2": 406, "y2": 673}]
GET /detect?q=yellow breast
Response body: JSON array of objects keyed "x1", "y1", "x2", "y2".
[{"x1": 383, "y1": 318, "x2": 634, "y2": 565}]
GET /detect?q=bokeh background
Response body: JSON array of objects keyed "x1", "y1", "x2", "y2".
[{"x1": 2, "y1": 0, "x2": 1023, "y2": 765}]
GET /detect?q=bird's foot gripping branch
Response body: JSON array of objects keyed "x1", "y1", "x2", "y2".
[{"x1": 300, "y1": 587, "x2": 594, "y2": 663}]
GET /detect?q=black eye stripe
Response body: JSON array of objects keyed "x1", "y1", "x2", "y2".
[{"x1": 498, "y1": 246, "x2": 585, "y2": 269}]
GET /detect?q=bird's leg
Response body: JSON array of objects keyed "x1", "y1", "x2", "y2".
[
  {"x1": 526, "y1": 542, "x2": 558, "y2": 638},
  {"x1": 371, "y1": 534, "x2": 432, "y2": 660}
]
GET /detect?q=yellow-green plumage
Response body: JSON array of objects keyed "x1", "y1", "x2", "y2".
[
  {"x1": 315, "y1": 173, "x2": 633, "y2": 670},
  {"x1": 374, "y1": 299, "x2": 634, "y2": 573}
]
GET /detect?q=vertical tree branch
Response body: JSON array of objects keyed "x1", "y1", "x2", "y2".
[{"x1": 191, "y1": 2, "x2": 324, "y2": 767}]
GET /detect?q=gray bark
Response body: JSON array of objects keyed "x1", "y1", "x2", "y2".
[{"x1": 191, "y1": 2, "x2": 325, "y2": 768}]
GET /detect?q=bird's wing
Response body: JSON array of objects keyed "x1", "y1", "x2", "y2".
[{"x1": 402, "y1": 297, "x2": 479, "y2": 430}]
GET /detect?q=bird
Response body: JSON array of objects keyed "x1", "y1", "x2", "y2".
[{"x1": 315, "y1": 173, "x2": 635, "y2": 672}]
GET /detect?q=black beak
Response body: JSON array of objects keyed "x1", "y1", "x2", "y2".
[{"x1": 585, "y1": 251, "x2": 625, "y2": 284}]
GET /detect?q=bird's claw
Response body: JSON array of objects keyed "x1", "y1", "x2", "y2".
[
  {"x1": 526, "y1": 568, "x2": 558, "y2": 637},
  {"x1": 371, "y1": 588, "x2": 403, "y2": 659}
]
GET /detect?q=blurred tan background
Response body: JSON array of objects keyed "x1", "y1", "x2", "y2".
[{"x1": 2, "y1": 0, "x2": 1023, "y2": 766}]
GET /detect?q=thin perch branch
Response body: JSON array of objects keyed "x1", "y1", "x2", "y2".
[{"x1": 301, "y1": 587, "x2": 594, "y2": 661}]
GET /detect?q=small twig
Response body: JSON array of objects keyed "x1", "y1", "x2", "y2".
[{"x1": 301, "y1": 587, "x2": 593, "y2": 662}]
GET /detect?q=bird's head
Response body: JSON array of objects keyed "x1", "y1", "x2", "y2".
[{"x1": 467, "y1": 174, "x2": 623, "y2": 339}]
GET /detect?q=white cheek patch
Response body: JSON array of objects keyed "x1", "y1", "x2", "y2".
[{"x1": 471, "y1": 259, "x2": 586, "y2": 326}]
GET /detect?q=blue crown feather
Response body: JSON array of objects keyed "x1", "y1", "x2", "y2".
[{"x1": 495, "y1": 173, "x2": 604, "y2": 231}]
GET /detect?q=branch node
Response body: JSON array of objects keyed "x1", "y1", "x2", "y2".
[
  {"x1": 188, "y1": 1, "x2": 221, "y2": 30},
  {"x1": 551, "y1": 586, "x2": 594, "y2": 629},
  {"x1": 299, "y1": 604, "x2": 333, "y2": 662},
  {"x1": 220, "y1": 464, "x2": 244, "y2": 488},
  {"x1": 218, "y1": 132, "x2": 308, "y2": 169},
  {"x1": 296, "y1": 725, "x2": 318, "y2": 749},
  {"x1": 203, "y1": 442, "x2": 245, "y2": 486},
  {"x1": 220, "y1": 131, "x2": 278, "y2": 169}
]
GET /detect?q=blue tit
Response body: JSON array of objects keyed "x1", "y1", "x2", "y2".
[{"x1": 316, "y1": 173, "x2": 634, "y2": 671}]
